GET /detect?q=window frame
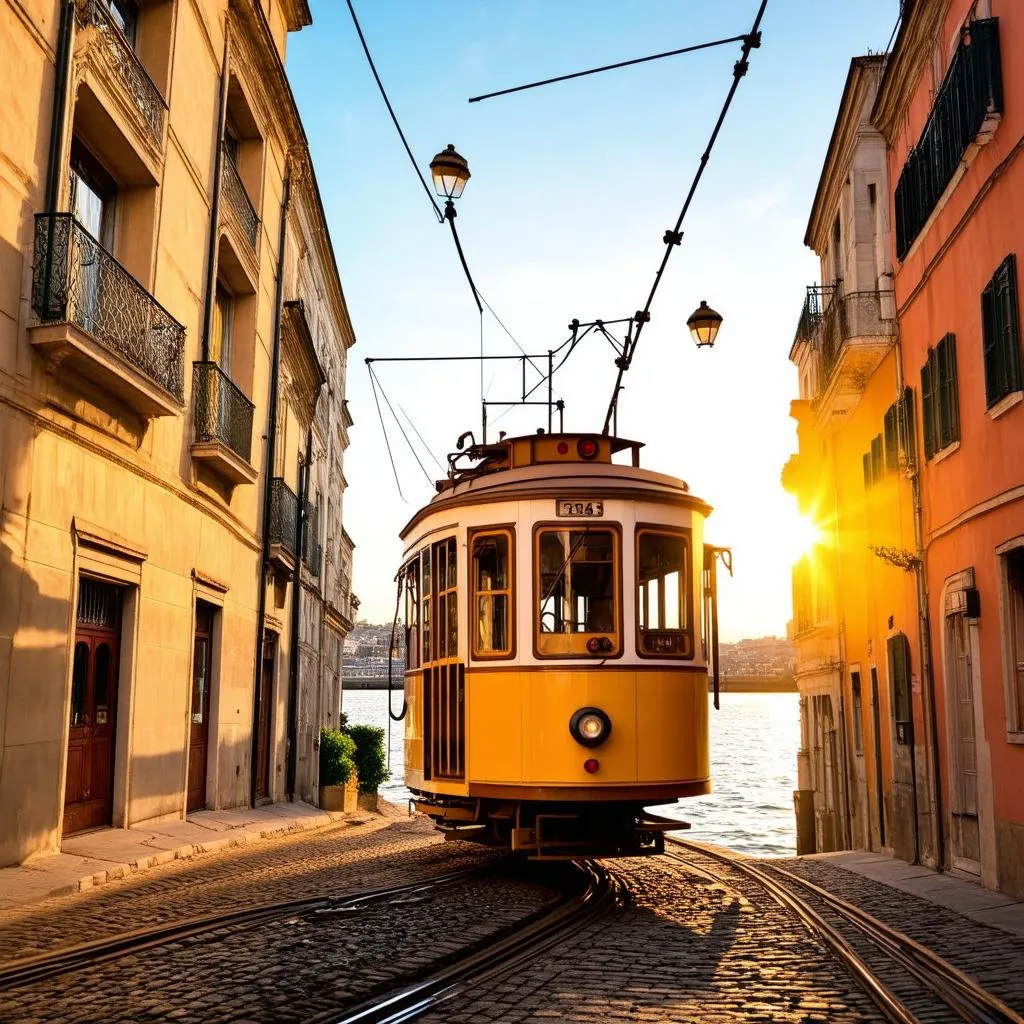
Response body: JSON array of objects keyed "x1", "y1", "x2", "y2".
[
  {"x1": 403, "y1": 556, "x2": 420, "y2": 673},
  {"x1": 469, "y1": 526, "x2": 516, "y2": 661},
  {"x1": 982, "y1": 253, "x2": 1022, "y2": 409},
  {"x1": 532, "y1": 521, "x2": 622, "y2": 660},
  {"x1": 999, "y1": 541, "x2": 1024, "y2": 741},
  {"x1": 921, "y1": 334, "x2": 961, "y2": 460},
  {"x1": 635, "y1": 524, "x2": 694, "y2": 661}
]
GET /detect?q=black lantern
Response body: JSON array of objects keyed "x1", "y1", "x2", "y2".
[
  {"x1": 429, "y1": 144, "x2": 471, "y2": 201},
  {"x1": 687, "y1": 300, "x2": 723, "y2": 348}
]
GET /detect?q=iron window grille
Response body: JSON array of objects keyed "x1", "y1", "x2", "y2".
[
  {"x1": 921, "y1": 333, "x2": 961, "y2": 460},
  {"x1": 269, "y1": 478, "x2": 299, "y2": 558},
  {"x1": 894, "y1": 18, "x2": 1003, "y2": 261},
  {"x1": 981, "y1": 253, "x2": 1022, "y2": 408},
  {"x1": 74, "y1": 0, "x2": 168, "y2": 147},
  {"x1": 192, "y1": 361, "x2": 255, "y2": 464},
  {"x1": 221, "y1": 146, "x2": 259, "y2": 249},
  {"x1": 32, "y1": 212, "x2": 185, "y2": 401}
]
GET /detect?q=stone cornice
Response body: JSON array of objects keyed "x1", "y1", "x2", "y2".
[
  {"x1": 280, "y1": 0, "x2": 311, "y2": 33},
  {"x1": 805, "y1": 56, "x2": 886, "y2": 252},
  {"x1": 872, "y1": 0, "x2": 953, "y2": 144}
]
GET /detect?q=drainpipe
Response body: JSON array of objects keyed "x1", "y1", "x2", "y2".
[
  {"x1": 250, "y1": 172, "x2": 291, "y2": 808},
  {"x1": 893, "y1": 322, "x2": 943, "y2": 868},
  {"x1": 44, "y1": 0, "x2": 75, "y2": 214},
  {"x1": 286, "y1": 426, "x2": 314, "y2": 801},
  {"x1": 200, "y1": 30, "x2": 230, "y2": 363}
]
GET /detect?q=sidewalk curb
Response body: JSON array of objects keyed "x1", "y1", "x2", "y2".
[{"x1": 34, "y1": 811, "x2": 344, "y2": 903}]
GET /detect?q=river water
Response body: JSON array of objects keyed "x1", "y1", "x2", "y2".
[{"x1": 341, "y1": 689, "x2": 799, "y2": 858}]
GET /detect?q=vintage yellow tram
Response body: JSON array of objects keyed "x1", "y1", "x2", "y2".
[{"x1": 396, "y1": 431, "x2": 726, "y2": 858}]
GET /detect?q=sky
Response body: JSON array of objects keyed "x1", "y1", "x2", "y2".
[{"x1": 285, "y1": 0, "x2": 898, "y2": 641}]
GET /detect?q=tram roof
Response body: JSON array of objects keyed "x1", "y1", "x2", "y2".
[{"x1": 400, "y1": 432, "x2": 711, "y2": 541}]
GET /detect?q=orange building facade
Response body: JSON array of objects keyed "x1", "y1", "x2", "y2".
[{"x1": 874, "y1": 0, "x2": 1024, "y2": 896}]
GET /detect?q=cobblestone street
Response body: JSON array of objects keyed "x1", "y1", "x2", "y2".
[{"x1": 4, "y1": 815, "x2": 1024, "y2": 1024}]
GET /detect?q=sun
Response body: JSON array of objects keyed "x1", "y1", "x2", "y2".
[{"x1": 777, "y1": 498, "x2": 830, "y2": 566}]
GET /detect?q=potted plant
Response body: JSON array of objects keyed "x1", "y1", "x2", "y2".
[
  {"x1": 318, "y1": 726, "x2": 358, "y2": 812},
  {"x1": 345, "y1": 723, "x2": 390, "y2": 811}
]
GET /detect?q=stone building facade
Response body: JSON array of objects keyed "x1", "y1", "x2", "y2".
[{"x1": 0, "y1": 0, "x2": 355, "y2": 866}]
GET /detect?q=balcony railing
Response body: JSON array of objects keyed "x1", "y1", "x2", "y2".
[
  {"x1": 32, "y1": 213, "x2": 185, "y2": 401},
  {"x1": 221, "y1": 149, "x2": 259, "y2": 250},
  {"x1": 74, "y1": 0, "x2": 168, "y2": 148},
  {"x1": 794, "y1": 286, "x2": 895, "y2": 400},
  {"x1": 269, "y1": 478, "x2": 299, "y2": 559},
  {"x1": 192, "y1": 361, "x2": 255, "y2": 463},
  {"x1": 894, "y1": 17, "x2": 1003, "y2": 260}
]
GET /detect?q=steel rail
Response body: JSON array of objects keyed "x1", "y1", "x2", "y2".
[
  {"x1": 316, "y1": 860, "x2": 620, "y2": 1024},
  {"x1": 667, "y1": 838, "x2": 1023, "y2": 1024},
  {"x1": 0, "y1": 866, "x2": 485, "y2": 991}
]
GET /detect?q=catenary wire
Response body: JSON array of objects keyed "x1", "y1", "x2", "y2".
[
  {"x1": 345, "y1": 0, "x2": 444, "y2": 224},
  {"x1": 367, "y1": 363, "x2": 405, "y2": 501},
  {"x1": 397, "y1": 403, "x2": 445, "y2": 471},
  {"x1": 369, "y1": 365, "x2": 435, "y2": 488}
]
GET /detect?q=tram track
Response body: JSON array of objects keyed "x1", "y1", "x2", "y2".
[
  {"x1": 313, "y1": 859, "x2": 621, "y2": 1024},
  {"x1": 0, "y1": 865, "x2": 486, "y2": 992},
  {"x1": 666, "y1": 837, "x2": 1024, "y2": 1024}
]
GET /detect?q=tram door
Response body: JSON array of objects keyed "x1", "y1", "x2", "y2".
[
  {"x1": 422, "y1": 538, "x2": 465, "y2": 781},
  {"x1": 64, "y1": 578, "x2": 122, "y2": 835}
]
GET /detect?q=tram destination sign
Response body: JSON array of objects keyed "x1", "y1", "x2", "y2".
[{"x1": 556, "y1": 499, "x2": 604, "y2": 518}]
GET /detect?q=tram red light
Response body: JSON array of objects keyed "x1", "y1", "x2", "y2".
[
  {"x1": 557, "y1": 441, "x2": 569, "y2": 454},
  {"x1": 586, "y1": 637, "x2": 601, "y2": 653},
  {"x1": 577, "y1": 438, "x2": 599, "y2": 460},
  {"x1": 584, "y1": 759, "x2": 599, "y2": 774}
]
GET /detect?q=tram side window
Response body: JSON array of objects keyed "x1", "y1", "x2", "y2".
[
  {"x1": 536, "y1": 528, "x2": 619, "y2": 656},
  {"x1": 472, "y1": 530, "x2": 513, "y2": 658},
  {"x1": 421, "y1": 548, "x2": 431, "y2": 664},
  {"x1": 636, "y1": 529, "x2": 692, "y2": 658},
  {"x1": 404, "y1": 560, "x2": 420, "y2": 671},
  {"x1": 433, "y1": 537, "x2": 458, "y2": 661}
]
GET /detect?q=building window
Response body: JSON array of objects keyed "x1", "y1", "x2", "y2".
[
  {"x1": 863, "y1": 452, "x2": 873, "y2": 489},
  {"x1": 851, "y1": 671, "x2": 864, "y2": 754},
  {"x1": 211, "y1": 282, "x2": 234, "y2": 371},
  {"x1": 922, "y1": 333, "x2": 961, "y2": 459},
  {"x1": 982, "y1": 254, "x2": 1022, "y2": 408},
  {"x1": 883, "y1": 387, "x2": 917, "y2": 474},
  {"x1": 471, "y1": 530, "x2": 513, "y2": 658},
  {"x1": 1006, "y1": 548, "x2": 1024, "y2": 733},
  {"x1": 636, "y1": 528, "x2": 692, "y2": 658},
  {"x1": 870, "y1": 434, "x2": 884, "y2": 481}
]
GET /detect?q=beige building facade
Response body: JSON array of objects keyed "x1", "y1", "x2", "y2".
[{"x1": 0, "y1": 0, "x2": 355, "y2": 866}]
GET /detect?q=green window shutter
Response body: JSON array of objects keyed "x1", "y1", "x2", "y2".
[
  {"x1": 938, "y1": 333, "x2": 960, "y2": 448},
  {"x1": 871, "y1": 434, "x2": 884, "y2": 480},
  {"x1": 884, "y1": 405, "x2": 898, "y2": 471},
  {"x1": 998, "y1": 254, "x2": 1022, "y2": 398},
  {"x1": 982, "y1": 277, "x2": 1002, "y2": 407},
  {"x1": 921, "y1": 356, "x2": 936, "y2": 460},
  {"x1": 863, "y1": 451, "x2": 873, "y2": 489},
  {"x1": 887, "y1": 633, "x2": 913, "y2": 744},
  {"x1": 899, "y1": 387, "x2": 917, "y2": 469}
]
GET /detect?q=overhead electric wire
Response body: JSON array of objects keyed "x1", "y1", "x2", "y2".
[
  {"x1": 468, "y1": 33, "x2": 749, "y2": 103},
  {"x1": 478, "y1": 290, "x2": 547, "y2": 381},
  {"x1": 367, "y1": 363, "x2": 404, "y2": 500},
  {"x1": 397, "y1": 403, "x2": 445, "y2": 471},
  {"x1": 369, "y1": 364, "x2": 435, "y2": 488},
  {"x1": 345, "y1": 0, "x2": 444, "y2": 223},
  {"x1": 601, "y1": 0, "x2": 768, "y2": 435}
]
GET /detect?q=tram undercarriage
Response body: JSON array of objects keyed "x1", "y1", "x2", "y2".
[{"x1": 412, "y1": 794, "x2": 686, "y2": 859}]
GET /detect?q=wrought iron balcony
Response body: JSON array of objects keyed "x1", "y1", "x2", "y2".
[
  {"x1": 190, "y1": 362, "x2": 257, "y2": 485},
  {"x1": 793, "y1": 285, "x2": 895, "y2": 415},
  {"x1": 74, "y1": 0, "x2": 168, "y2": 150},
  {"x1": 269, "y1": 478, "x2": 299, "y2": 572},
  {"x1": 30, "y1": 213, "x2": 184, "y2": 415},
  {"x1": 221, "y1": 149, "x2": 259, "y2": 251},
  {"x1": 894, "y1": 18, "x2": 1002, "y2": 260}
]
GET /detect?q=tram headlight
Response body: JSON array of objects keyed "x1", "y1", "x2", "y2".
[{"x1": 569, "y1": 707, "x2": 612, "y2": 748}]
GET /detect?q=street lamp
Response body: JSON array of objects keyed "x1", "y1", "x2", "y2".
[
  {"x1": 429, "y1": 144, "x2": 471, "y2": 207},
  {"x1": 686, "y1": 300, "x2": 723, "y2": 348}
]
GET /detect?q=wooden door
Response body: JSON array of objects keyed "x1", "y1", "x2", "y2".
[
  {"x1": 64, "y1": 579, "x2": 121, "y2": 836},
  {"x1": 256, "y1": 634, "x2": 275, "y2": 801},
  {"x1": 187, "y1": 603, "x2": 213, "y2": 812}
]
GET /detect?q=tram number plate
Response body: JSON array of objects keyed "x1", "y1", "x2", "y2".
[{"x1": 556, "y1": 499, "x2": 604, "y2": 518}]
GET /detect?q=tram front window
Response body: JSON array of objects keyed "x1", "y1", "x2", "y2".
[{"x1": 537, "y1": 528, "x2": 616, "y2": 635}]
